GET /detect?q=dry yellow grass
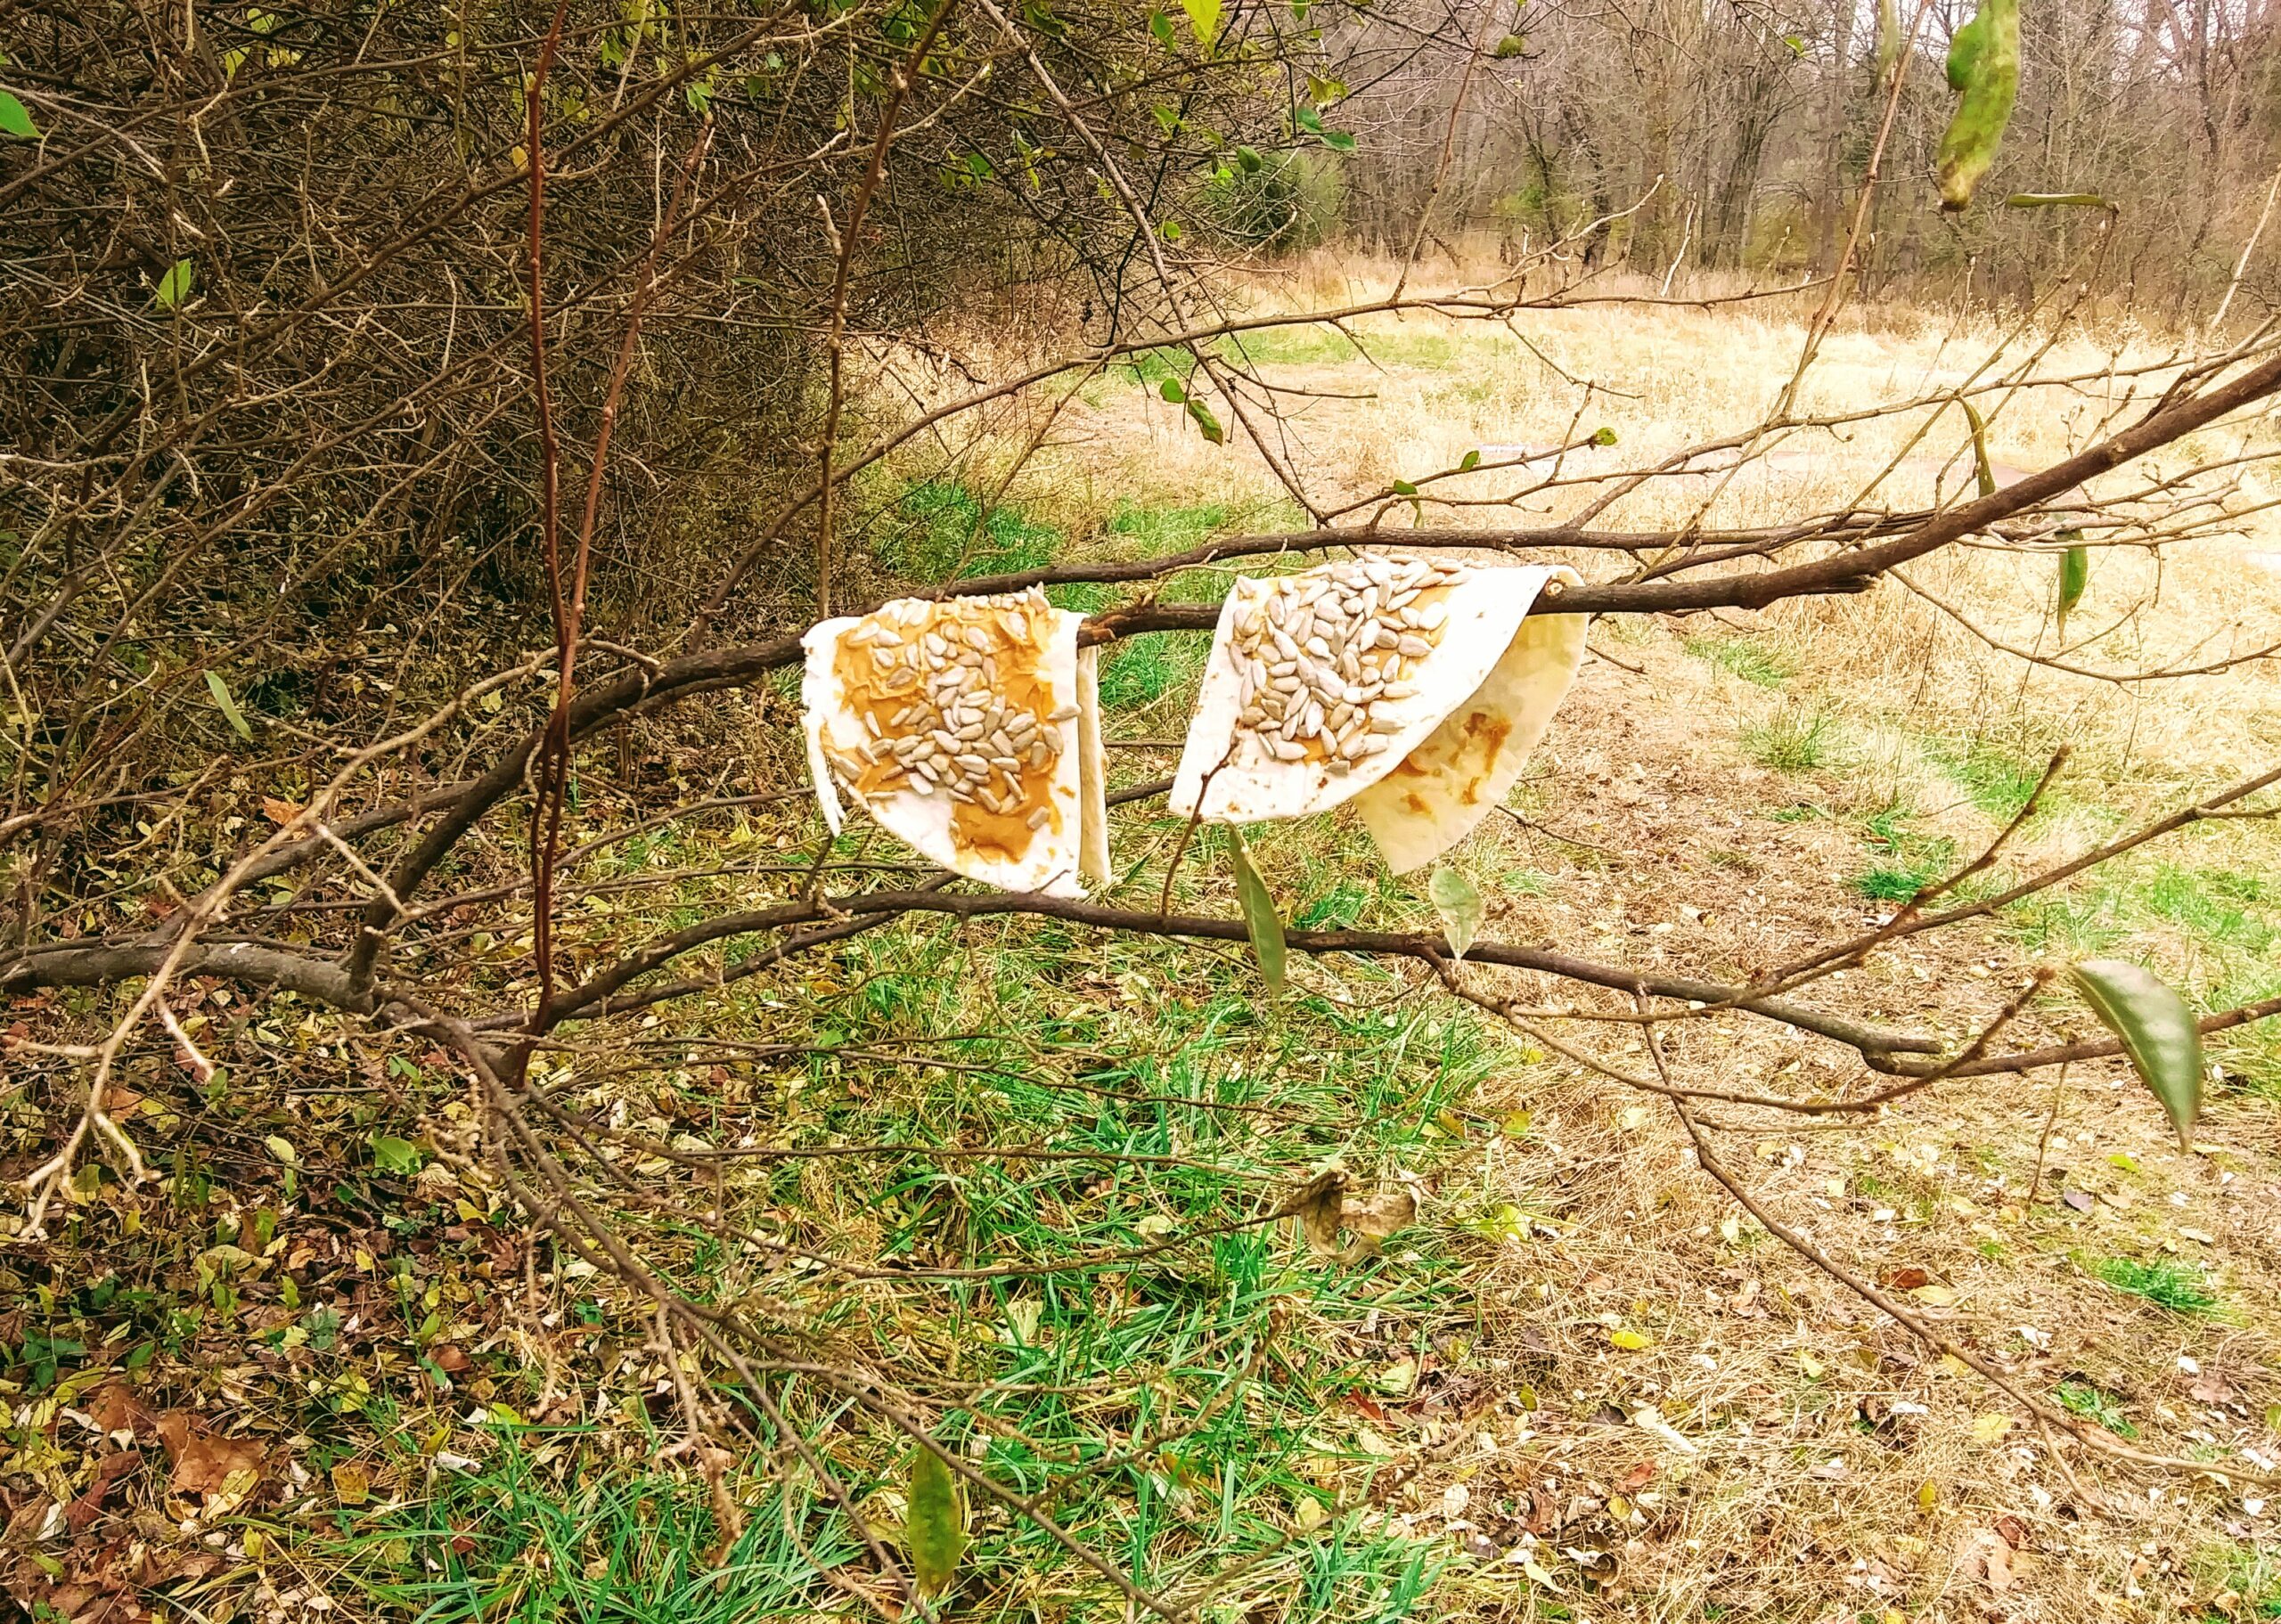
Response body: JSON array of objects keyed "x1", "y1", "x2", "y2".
[{"x1": 881, "y1": 254, "x2": 2281, "y2": 1617}]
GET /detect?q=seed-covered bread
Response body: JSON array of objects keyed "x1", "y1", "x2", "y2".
[
  {"x1": 1168, "y1": 556, "x2": 1584, "y2": 871},
  {"x1": 802, "y1": 590, "x2": 1104, "y2": 895}
]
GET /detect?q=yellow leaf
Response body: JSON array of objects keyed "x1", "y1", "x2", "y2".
[
  {"x1": 1500, "y1": 1109, "x2": 1533, "y2": 1138},
  {"x1": 1609, "y1": 1328, "x2": 1651, "y2": 1351},
  {"x1": 1971, "y1": 1413, "x2": 2014, "y2": 1444},
  {"x1": 1796, "y1": 1350, "x2": 1827, "y2": 1380},
  {"x1": 1617, "y1": 1105, "x2": 1649, "y2": 1132},
  {"x1": 1719, "y1": 1216, "x2": 1742, "y2": 1245},
  {"x1": 1292, "y1": 1495, "x2": 1329, "y2": 1532},
  {"x1": 1375, "y1": 1357, "x2": 1418, "y2": 1394},
  {"x1": 1940, "y1": 1353, "x2": 1970, "y2": 1377},
  {"x1": 1521, "y1": 1554, "x2": 1562, "y2": 1589},
  {"x1": 332, "y1": 1462, "x2": 372, "y2": 1506},
  {"x1": 1917, "y1": 1478, "x2": 1938, "y2": 1511},
  {"x1": 1909, "y1": 1284, "x2": 1959, "y2": 1307}
]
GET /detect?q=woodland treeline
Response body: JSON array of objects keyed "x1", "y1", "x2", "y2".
[{"x1": 1337, "y1": 0, "x2": 2281, "y2": 305}]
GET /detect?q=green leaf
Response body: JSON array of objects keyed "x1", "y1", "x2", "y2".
[
  {"x1": 1590, "y1": 426, "x2": 1617, "y2": 447},
  {"x1": 1294, "y1": 104, "x2": 1324, "y2": 135},
  {"x1": 1872, "y1": 0, "x2": 1901, "y2": 88},
  {"x1": 1234, "y1": 144, "x2": 1263, "y2": 174},
  {"x1": 1158, "y1": 377, "x2": 1186, "y2": 404},
  {"x1": 0, "y1": 90, "x2": 38, "y2": 140},
  {"x1": 1390, "y1": 477, "x2": 1418, "y2": 496},
  {"x1": 1149, "y1": 9, "x2": 1176, "y2": 48},
  {"x1": 1427, "y1": 868, "x2": 1484, "y2": 960},
  {"x1": 1936, "y1": 0, "x2": 2020, "y2": 210},
  {"x1": 904, "y1": 1442, "x2": 968, "y2": 1599},
  {"x1": 1179, "y1": 0, "x2": 1221, "y2": 49},
  {"x1": 2004, "y1": 192, "x2": 2113, "y2": 209},
  {"x1": 206, "y1": 670, "x2": 254, "y2": 740},
  {"x1": 1459, "y1": 448, "x2": 1481, "y2": 471},
  {"x1": 2056, "y1": 544, "x2": 2089, "y2": 632},
  {"x1": 265, "y1": 1135, "x2": 298, "y2": 1166},
  {"x1": 1185, "y1": 396, "x2": 1224, "y2": 445},
  {"x1": 2067, "y1": 960, "x2": 2203, "y2": 1152},
  {"x1": 1230, "y1": 831, "x2": 1287, "y2": 995},
  {"x1": 1492, "y1": 32, "x2": 1527, "y2": 57},
  {"x1": 155, "y1": 258, "x2": 196, "y2": 310},
  {"x1": 1160, "y1": 218, "x2": 1182, "y2": 241},
  {"x1": 370, "y1": 1135, "x2": 423, "y2": 1175},
  {"x1": 1962, "y1": 401, "x2": 1998, "y2": 498},
  {"x1": 1320, "y1": 129, "x2": 1356, "y2": 153}
]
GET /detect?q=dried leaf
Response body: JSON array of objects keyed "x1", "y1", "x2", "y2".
[
  {"x1": 63, "y1": 1450, "x2": 140, "y2": 1533},
  {"x1": 1289, "y1": 1168, "x2": 1348, "y2": 1256},
  {"x1": 1341, "y1": 1185, "x2": 1416, "y2": 1241},
  {"x1": 154, "y1": 1412, "x2": 266, "y2": 1498},
  {"x1": 331, "y1": 1462, "x2": 372, "y2": 1506}
]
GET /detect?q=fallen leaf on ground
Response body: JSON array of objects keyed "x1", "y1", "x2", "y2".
[
  {"x1": 64, "y1": 1450, "x2": 141, "y2": 1532},
  {"x1": 2191, "y1": 1370, "x2": 2236, "y2": 1405},
  {"x1": 1971, "y1": 1413, "x2": 2015, "y2": 1444},
  {"x1": 153, "y1": 1412, "x2": 266, "y2": 1498}
]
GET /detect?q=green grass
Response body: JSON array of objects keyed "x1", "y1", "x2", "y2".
[
  {"x1": 886, "y1": 480, "x2": 1063, "y2": 581},
  {"x1": 2092, "y1": 1254, "x2": 2222, "y2": 1315},
  {"x1": 1850, "y1": 807, "x2": 1960, "y2": 902},
  {"x1": 1213, "y1": 326, "x2": 1464, "y2": 370},
  {"x1": 2194, "y1": 1541, "x2": 2281, "y2": 1620},
  {"x1": 1929, "y1": 739, "x2": 2052, "y2": 821},
  {"x1": 1741, "y1": 704, "x2": 1841, "y2": 772},
  {"x1": 1098, "y1": 631, "x2": 1205, "y2": 711},
  {"x1": 1685, "y1": 633, "x2": 1793, "y2": 688},
  {"x1": 2053, "y1": 1378, "x2": 2138, "y2": 1438},
  {"x1": 1111, "y1": 346, "x2": 1198, "y2": 388}
]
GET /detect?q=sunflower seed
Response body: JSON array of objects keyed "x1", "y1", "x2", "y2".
[{"x1": 1026, "y1": 806, "x2": 1051, "y2": 829}]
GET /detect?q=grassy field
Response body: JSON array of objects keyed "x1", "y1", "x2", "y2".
[{"x1": 15, "y1": 260, "x2": 2280, "y2": 1622}]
